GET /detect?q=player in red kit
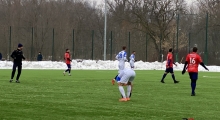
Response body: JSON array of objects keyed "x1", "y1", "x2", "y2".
[
  {"x1": 182, "y1": 47, "x2": 209, "y2": 96},
  {"x1": 160, "y1": 48, "x2": 179, "y2": 83},
  {"x1": 63, "y1": 49, "x2": 72, "y2": 76}
]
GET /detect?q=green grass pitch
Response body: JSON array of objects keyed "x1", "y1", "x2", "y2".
[{"x1": 0, "y1": 70, "x2": 220, "y2": 120}]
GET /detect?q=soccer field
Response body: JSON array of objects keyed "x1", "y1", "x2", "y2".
[{"x1": 0, "y1": 70, "x2": 219, "y2": 120}]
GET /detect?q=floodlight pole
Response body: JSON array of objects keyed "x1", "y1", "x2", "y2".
[
  {"x1": 176, "y1": 14, "x2": 179, "y2": 62},
  {"x1": 104, "y1": 0, "x2": 107, "y2": 60}
]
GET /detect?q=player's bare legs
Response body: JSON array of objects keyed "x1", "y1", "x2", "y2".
[{"x1": 118, "y1": 82, "x2": 127, "y2": 102}]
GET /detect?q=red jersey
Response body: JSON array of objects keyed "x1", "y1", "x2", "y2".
[
  {"x1": 64, "y1": 52, "x2": 71, "y2": 64},
  {"x1": 186, "y1": 52, "x2": 202, "y2": 73},
  {"x1": 166, "y1": 53, "x2": 173, "y2": 68}
]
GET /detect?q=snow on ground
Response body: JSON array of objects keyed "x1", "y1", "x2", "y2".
[{"x1": 0, "y1": 60, "x2": 219, "y2": 72}]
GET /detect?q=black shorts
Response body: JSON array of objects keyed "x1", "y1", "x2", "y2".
[
  {"x1": 66, "y1": 64, "x2": 71, "y2": 69},
  {"x1": 189, "y1": 72, "x2": 198, "y2": 80},
  {"x1": 165, "y1": 68, "x2": 173, "y2": 73},
  {"x1": 13, "y1": 62, "x2": 22, "y2": 67}
]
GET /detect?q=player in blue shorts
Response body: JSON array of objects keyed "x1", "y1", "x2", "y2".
[
  {"x1": 160, "y1": 48, "x2": 179, "y2": 83},
  {"x1": 182, "y1": 47, "x2": 209, "y2": 96}
]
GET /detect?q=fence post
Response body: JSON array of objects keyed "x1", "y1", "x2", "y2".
[
  {"x1": 128, "y1": 32, "x2": 131, "y2": 57},
  {"x1": 52, "y1": 28, "x2": 54, "y2": 61},
  {"x1": 146, "y1": 33, "x2": 148, "y2": 61},
  {"x1": 72, "y1": 29, "x2": 74, "y2": 59},
  {"x1": 92, "y1": 30, "x2": 94, "y2": 60},
  {"x1": 176, "y1": 14, "x2": 180, "y2": 62},
  {"x1": 205, "y1": 13, "x2": 208, "y2": 65},
  {"x1": 110, "y1": 31, "x2": 113, "y2": 60},
  {"x1": 173, "y1": 33, "x2": 175, "y2": 53},
  {"x1": 160, "y1": 33, "x2": 162, "y2": 62},
  {"x1": 188, "y1": 32, "x2": 191, "y2": 53},
  {"x1": 31, "y1": 27, "x2": 34, "y2": 61},
  {"x1": 9, "y1": 26, "x2": 12, "y2": 61}
]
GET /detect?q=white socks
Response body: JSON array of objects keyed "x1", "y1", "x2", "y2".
[
  {"x1": 119, "y1": 86, "x2": 126, "y2": 98},
  {"x1": 127, "y1": 85, "x2": 131, "y2": 98}
]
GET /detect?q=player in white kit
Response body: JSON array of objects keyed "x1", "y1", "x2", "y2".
[
  {"x1": 129, "y1": 51, "x2": 136, "y2": 69},
  {"x1": 116, "y1": 68, "x2": 136, "y2": 102},
  {"x1": 115, "y1": 46, "x2": 127, "y2": 73},
  {"x1": 112, "y1": 46, "x2": 127, "y2": 85}
]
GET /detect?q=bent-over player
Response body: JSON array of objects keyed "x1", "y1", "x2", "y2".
[{"x1": 116, "y1": 68, "x2": 135, "y2": 102}]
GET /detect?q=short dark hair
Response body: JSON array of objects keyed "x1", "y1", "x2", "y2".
[
  {"x1": 193, "y1": 47, "x2": 198, "y2": 52},
  {"x1": 133, "y1": 51, "x2": 135, "y2": 53},
  {"x1": 169, "y1": 48, "x2": 173, "y2": 52},
  {"x1": 66, "y1": 49, "x2": 69, "y2": 51},
  {"x1": 122, "y1": 46, "x2": 126, "y2": 50}
]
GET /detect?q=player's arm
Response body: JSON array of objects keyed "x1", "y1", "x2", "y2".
[
  {"x1": 115, "y1": 76, "x2": 121, "y2": 82},
  {"x1": 22, "y1": 55, "x2": 25, "y2": 60},
  {"x1": 183, "y1": 61, "x2": 188, "y2": 70},
  {"x1": 22, "y1": 52, "x2": 25, "y2": 60},
  {"x1": 182, "y1": 61, "x2": 188, "y2": 75},
  {"x1": 132, "y1": 56, "x2": 135, "y2": 62},
  {"x1": 123, "y1": 52, "x2": 128, "y2": 62},
  {"x1": 182, "y1": 55, "x2": 189, "y2": 74},
  {"x1": 167, "y1": 58, "x2": 172, "y2": 67},
  {"x1": 115, "y1": 54, "x2": 119, "y2": 60},
  {"x1": 10, "y1": 50, "x2": 16, "y2": 59},
  {"x1": 130, "y1": 55, "x2": 135, "y2": 62},
  {"x1": 166, "y1": 54, "x2": 173, "y2": 67},
  {"x1": 197, "y1": 55, "x2": 208, "y2": 71},
  {"x1": 173, "y1": 62, "x2": 177, "y2": 66},
  {"x1": 116, "y1": 71, "x2": 124, "y2": 82},
  {"x1": 200, "y1": 62, "x2": 208, "y2": 70}
]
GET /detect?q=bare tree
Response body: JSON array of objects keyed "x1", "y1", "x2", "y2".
[{"x1": 108, "y1": 0, "x2": 187, "y2": 61}]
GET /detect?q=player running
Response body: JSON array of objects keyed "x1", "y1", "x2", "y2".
[
  {"x1": 182, "y1": 47, "x2": 209, "y2": 96},
  {"x1": 116, "y1": 68, "x2": 135, "y2": 102},
  {"x1": 129, "y1": 51, "x2": 136, "y2": 69},
  {"x1": 160, "y1": 48, "x2": 179, "y2": 83},
  {"x1": 112, "y1": 46, "x2": 127, "y2": 85},
  {"x1": 63, "y1": 49, "x2": 72, "y2": 76}
]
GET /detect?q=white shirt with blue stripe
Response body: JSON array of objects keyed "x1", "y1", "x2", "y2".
[
  {"x1": 116, "y1": 50, "x2": 127, "y2": 72},
  {"x1": 116, "y1": 50, "x2": 127, "y2": 62},
  {"x1": 129, "y1": 54, "x2": 135, "y2": 63}
]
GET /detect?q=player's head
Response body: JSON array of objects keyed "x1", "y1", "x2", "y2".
[
  {"x1": 133, "y1": 51, "x2": 136, "y2": 54},
  {"x1": 193, "y1": 47, "x2": 198, "y2": 52},
  {"x1": 66, "y1": 49, "x2": 70, "y2": 52},
  {"x1": 18, "y1": 43, "x2": 23, "y2": 50},
  {"x1": 168, "y1": 48, "x2": 173, "y2": 52},
  {"x1": 122, "y1": 46, "x2": 126, "y2": 50},
  {"x1": 39, "y1": 52, "x2": 41, "y2": 54}
]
